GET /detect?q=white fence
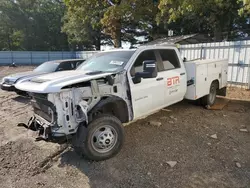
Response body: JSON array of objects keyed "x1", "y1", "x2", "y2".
[
  {"x1": 179, "y1": 40, "x2": 250, "y2": 88},
  {"x1": 0, "y1": 51, "x2": 98, "y2": 66}
]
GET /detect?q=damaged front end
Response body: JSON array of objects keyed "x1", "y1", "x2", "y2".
[
  {"x1": 21, "y1": 73, "x2": 132, "y2": 142},
  {"x1": 25, "y1": 88, "x2": 90, "y2": 141}
]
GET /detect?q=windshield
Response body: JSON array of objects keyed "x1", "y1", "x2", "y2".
[
  {"x1": 34, "y1": 62, "x2": 59, "y2": 72},
  {"x1": 77, "y1": 51, "x2": 135, "y2": 72}
]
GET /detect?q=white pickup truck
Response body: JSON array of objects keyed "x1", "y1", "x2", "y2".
[{"x1": 15, "y1": 45, "x2": 228, "y2": 161}]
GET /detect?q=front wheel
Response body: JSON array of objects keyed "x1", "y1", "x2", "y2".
[
  {"x1": 73, "y1": 114, "x2": 124, "y2": 161},
  {"x1": 202, "y1": 82, "x2": 218, "y2": 108}
]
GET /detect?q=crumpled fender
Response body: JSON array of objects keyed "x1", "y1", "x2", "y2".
[{"x1": 88, "y1": 95, "x2": 129, "y2": 123}]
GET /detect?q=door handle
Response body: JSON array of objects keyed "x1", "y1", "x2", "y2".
[
  {"x1": 156, "y1": 77, "x2": 163, "y2": 81},
  {"x1": 180, "y1": 72, "x2": 185, "y2": 76}
]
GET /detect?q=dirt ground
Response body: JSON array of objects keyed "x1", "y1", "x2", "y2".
[{"x1": 1, "y1": 66, "x2": 250, "y2": 188}]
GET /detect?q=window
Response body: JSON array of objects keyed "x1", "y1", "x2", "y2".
[
  {"x1": 130, "y1": 50, "x2": 156, "y2": 77},
  {"x1": 33, "y1": 62, "x2": 59, "y2": 73},
  {"x1": 74, "y1": 60, "x2": 84, "y2": 69},
  {"x1": 57, "y1": 62, "x2": 74, "y2": 71},
  {"x1": 77, "y1": 51, "x2": 135, "y2": 72},
  {"x1": 158, "y1": 49, "x2": 180, "y2": 71},
  {"x1": 71, "y1": 61, "x2": 77, "y2": 69}
]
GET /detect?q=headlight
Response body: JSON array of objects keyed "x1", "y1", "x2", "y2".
[{"x1": 3, "y1": 78, "x2": 15, "y2": 85}]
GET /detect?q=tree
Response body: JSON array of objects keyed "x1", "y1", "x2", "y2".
[
  {"x1": 240, "y1": 0, "x2": 250, "y2": 14},
  {"x1": 157, "y1": 0, "x2": 246, "y2": 40},
  {"x1": 0, "y1": 11, "x2": 23, "y2": 50},
  {"x1": 63, "y1": 0, "x2": 161, "y2": 48},
  {"x1": 62, "y1": 0, "x2": 110, "y2": 50},
  {"x1": 0, "y1": 0, "x2": 69, "y2": 51},
  {"x1": 101, "y1": 0, "x2": 159, "y2": 47}
]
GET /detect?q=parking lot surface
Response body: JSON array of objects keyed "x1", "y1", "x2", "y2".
[{"x1": 0, "y1": 66, "x2": 250, "y2": 188}]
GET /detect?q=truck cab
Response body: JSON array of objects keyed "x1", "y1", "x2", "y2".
[
  {"x1": 126, "y1": 46, "x2": 187, "y2": 119},
  {"x1": 15, "y1": 45, "x2": 227, "y2": 161}
]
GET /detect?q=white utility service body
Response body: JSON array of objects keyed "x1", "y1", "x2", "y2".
[
  {"x1": 184, "y1": 59, "x2": 228, "y2": 100},
  {"x1": 15, "y1": 45, "x2": 228, "y2": 161}
]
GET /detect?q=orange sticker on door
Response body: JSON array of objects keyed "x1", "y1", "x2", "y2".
[{"x1": 167, "y1": 76, "x2": 180, "y2": 87}]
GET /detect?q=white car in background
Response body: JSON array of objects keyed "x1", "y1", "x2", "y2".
[{"x1": 1, "y1": 59, "x2": 85, "y2": 96}]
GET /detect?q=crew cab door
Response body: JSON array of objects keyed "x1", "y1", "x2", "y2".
[
  {"x1": 156, "y1": 49, "x2": 187, "y2": 106},
  {"x1": 128, "y1": 50, "x2": 165, "y2": 119}
]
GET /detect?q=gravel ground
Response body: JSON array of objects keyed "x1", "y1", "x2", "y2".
[
  {"x1": 226, "y1": 87, "x2": 250, "y2": 101},
  {"x1": 0, "y1": 66, "x2": 250, "y2": 188}
]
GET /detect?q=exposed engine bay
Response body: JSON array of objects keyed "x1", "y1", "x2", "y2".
[{"x1": 25, "y1": 72, "x2": 132, "y2": 140}]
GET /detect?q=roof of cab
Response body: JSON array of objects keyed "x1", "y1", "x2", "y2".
[{"x1": 101, "y1": 48, "x2": 136, "y2": 52}]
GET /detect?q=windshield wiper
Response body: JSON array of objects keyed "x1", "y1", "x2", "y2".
[{"x1": 86, "y1": 70, "x2": 104, "y2": 75}]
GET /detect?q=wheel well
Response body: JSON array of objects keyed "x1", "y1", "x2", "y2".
[
  {"x1": 212, "y1": 80, "x2": 219, "y2": 89},
  {"x1": 88, "y1": 97, "x2": 129, "y2": 123}
]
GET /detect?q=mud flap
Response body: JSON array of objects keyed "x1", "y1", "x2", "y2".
[
  {"x1": 217, "y1": 87, "x2": 227, "y2": 97},
  {"x1": 72, "y1": 123, "x2": 87, "y2": 147}
]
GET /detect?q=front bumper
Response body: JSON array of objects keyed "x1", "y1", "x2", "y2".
[{"x1": 0, "y1": 83, "x2": 16, "y2": 91}]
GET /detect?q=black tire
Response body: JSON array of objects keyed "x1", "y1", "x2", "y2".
[
  {"x1": 72, "y1": 114, "x2": 124, "y2": 161},
  {"x1": 15, "y1": 90, "x2": 30, "y2": 97},
  {"x1": 202, "y1": 81, "x2": 218, "y2": 108}
]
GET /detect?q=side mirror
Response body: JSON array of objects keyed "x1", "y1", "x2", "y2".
[
  {"x1": 57, "y1": 68, "x2": 63, "y2": 71},
  {"x1": 132, "y1": 60, "x2": 157, "y2": 84},
  {"x1": 141, "y1": 60, "x2": 158, "y2": 78}
]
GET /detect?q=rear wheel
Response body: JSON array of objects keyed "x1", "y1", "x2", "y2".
[
  {"x1": 202, "y1": 82, "x2": 218, "y2": 108},
  {"x1": 73, "y1": 114, "x2": 124, "y2": 161}
]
